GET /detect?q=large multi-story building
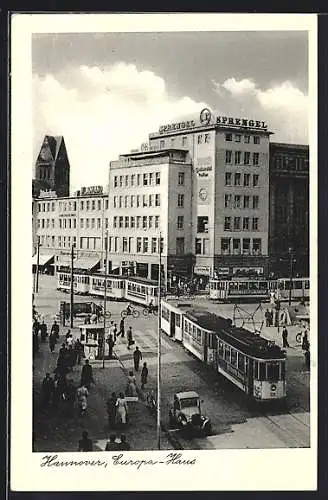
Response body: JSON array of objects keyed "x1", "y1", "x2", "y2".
[{"x1": 32, "y1": 110, "x2": 309, "y2": 284}]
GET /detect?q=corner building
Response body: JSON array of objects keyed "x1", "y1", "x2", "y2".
[{"x1": 108, "y1": 110, "x2": 271, "y2": 284}]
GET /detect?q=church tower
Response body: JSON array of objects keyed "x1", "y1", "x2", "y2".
[{"x1": 34, "y1": 135, "x2": 70, "y2": 197}]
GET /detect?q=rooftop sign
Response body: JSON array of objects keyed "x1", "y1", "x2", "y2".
[
  {"x1": 159, "y1": 108, "x2": 268, "y2": 134},
  {"x1": 81, "y1": 185, "x2": 103, "y2": 195}
]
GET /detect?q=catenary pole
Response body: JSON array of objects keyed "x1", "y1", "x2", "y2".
[
  {"x1": 157, "y1": 232, "x2": 162, "y2": 450},
  {"x1": 35, "y1": 237, "x2": 40, "y2": 293},
  {"x1": 70, "y1": 245, "x2": 74, "y2": 328},
  {"x1": 288, "y1": 247, "x2": 293, "y2": 307},
  {"x1": 102, "y1": 231, "x2": 108, "y2": 369}
]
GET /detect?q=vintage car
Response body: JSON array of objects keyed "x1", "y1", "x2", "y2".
[{"x1": 168, "y1": 391, "x2": 212, "y2": 436}]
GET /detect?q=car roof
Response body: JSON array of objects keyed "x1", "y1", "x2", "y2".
[{"x1": 176, "y1": 391, "x2": 199, "y2": 399}]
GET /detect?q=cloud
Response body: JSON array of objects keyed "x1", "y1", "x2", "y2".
[
  {"x1": 212, "y1": 77, "x2": 308, "y2": 144},
  {"x1": 33, "y1": 63, "x2": 207, "y2": 191}
]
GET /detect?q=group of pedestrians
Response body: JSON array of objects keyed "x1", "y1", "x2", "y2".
[
  {"x1": 78, "y1": 431, "x2": 130, "y2": 452},
  {"x1": 106, "y1": 392, "x2": 129, "y2": 428}
]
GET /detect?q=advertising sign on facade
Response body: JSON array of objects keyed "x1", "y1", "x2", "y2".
[
  {"x1": 81, "y1": 185, "x2": 103, "y2": 195},
  {"x1": 194, "y1": 265, "x2": 212, "y2": 276}
]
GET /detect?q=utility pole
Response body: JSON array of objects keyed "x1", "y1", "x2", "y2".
[
  {"x1": 288, "y1": 247, "x2": 293, "y2": 307},
  {"x1": 157, "y1": 232, "x2": 162, "y2": 450},
  {"x1": 35, "y1": 237, "x2": 41, "y2": 293},
  {"x1": 102, "y1": 231, "x2": 108, "y2": 369},
  {"x1": 70, "y1": 245, "x2": 74, "y2": 328}
]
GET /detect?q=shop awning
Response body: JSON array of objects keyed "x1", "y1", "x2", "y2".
[
  {"x1": 32, "y1": 254, "x2": 54, "y2": 266},
  {"x1": 57, "y1": 256, "x2": 100, "y2": 272}
]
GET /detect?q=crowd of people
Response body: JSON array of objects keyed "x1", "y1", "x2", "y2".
[{"x1": 78, "y1": 431, "x2": 130, "y2": 452}]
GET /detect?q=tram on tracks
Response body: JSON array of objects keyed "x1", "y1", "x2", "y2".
[
  {"x1": 161, "y1": 301, "x2": 287, "y2": 402},
  {"x1": 276, "y1": 278, "x2": 310, "y2": 301},
  {"x1": 89, "y1": 273, "x2": 126, "y2": 301},
  {"x1": 57, "y1": 270, "x2": 90, "y2": 295},
  {"x1": 125, "y1": 276, "x2": 159, "y2": 308}
]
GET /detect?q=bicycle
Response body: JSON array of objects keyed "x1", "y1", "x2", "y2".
[
  {"x1": 143, "y1": 307, "x2": 158, "y2": 317},
  {"x1": 145, "y1": 390, "x2": 156, "y2": 413},
  {"x1": 121, "y1": 306, "x2": 140, "y2": 319}
]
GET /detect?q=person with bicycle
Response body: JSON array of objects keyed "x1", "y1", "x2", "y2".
[
  {"x1": 126, "y1": 303, "x2": 133, "y2": 315},
  {"x1": 148, "y1": 300, "x2": 154, "y2": 313}
]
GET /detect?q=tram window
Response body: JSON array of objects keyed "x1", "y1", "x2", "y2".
[
  {"x1": 284, "y1": 281, "x2": 291, "y2": 290},
  {"x1": 176, "y1": 314, "x2": 181, "y2": 327},
  {"x1": 208, "y1": 333, "x2": 214, "y2": 349},
  {"x1": 218, "y1": 341, "x2": 224, "y2": 357},
  {"x1": 259, "y1": 281, "x2": 268, "y2": 291},
  {"x1": 304, "y1": 280, "x2": 310, "y2": 289},
  {"x1": 229, "y1": 282, "x2": 238, "y2": 290},
  {"x1": 278, "y1": 281, "x2": 285, "y2": 290},
  {"x1": 294, "y1": 280, "x2": 303, "y2": 289},
  {"x1": 196, "y1": 328, "x2": 202, "y2": 343},
  {"x1": 238, "y1": 353, "x2": 245, "y2": 372},
  {"x1": 267, "y1": 362, "x2": 280, "y2": 381},
  {"x1": 239, "y1": 282, "x2": 248, "y2": 291},
  {"x1": 249, "y1": 282, "x2": 259, "y2": 290},
  {"x1": 231, "y1": 349, "x2": 237, "y2": 366},
  {"x1": 281, "y1": 362, "x2": 286, "y2": 380},
  {"x1": 224, "y1": 345, "x2": 231, "y2": 362},
  {"x1": 259, "y1": 363, "x2": 266, "y2": 381}
]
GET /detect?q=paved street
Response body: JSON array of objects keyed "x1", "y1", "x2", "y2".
[{"x1": 33, "y1": 275, "x2": 310, "y2": 451}]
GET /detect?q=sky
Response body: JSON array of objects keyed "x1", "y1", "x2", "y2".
[{"x1": 32, "y1": 31, "x2": 309, "y2": 191}]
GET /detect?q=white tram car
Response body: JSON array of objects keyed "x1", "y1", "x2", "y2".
[
  {"x1": 89, "y1": 273, "x2": 126, "y2": 300},
  {"x1": 277, "y1": 278, "x2": 310, "y2": 301},
  {"x1": 57, "y1": 271, "x2": 90, "y2": 295},
  {"x1": 125, "y1": 276, "x2": 159, "y2": 308}
]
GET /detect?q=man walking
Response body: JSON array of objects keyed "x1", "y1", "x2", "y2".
[
  {"x1": 282, "y1": 326, "x2": 290, "y2": 348},
  {"x1": 141, "y1": 362, "x2": 148, "y2": 389},
  {"x1": 107, "y1": 334, "x2": 115, "y2": 359},
  {"x1": 51, "y1": 320, "x2": 60, "y2": 342},
  {"x1": 40, "y1": 321, "x2": 48, "y2": 342},
  {"x1": 127, "y1": 326, "x2": 133, "y2": 350},
  {"x1": 81, "y1": 359, "x2": 94, "y2": 390},
  {"x1": 133, "y1": 346, "x2": 142, "y2": 372},
  {"x1": 119, "y1": 317, "x2": 125, "y2": 338}
]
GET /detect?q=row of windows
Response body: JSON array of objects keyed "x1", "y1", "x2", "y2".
[
  {"x1": 113, "y1": 215, "x2": 160, "y2": 230},
  {"x1": 225, "y1": 151, "x2": 260, "y2": 166},
  {"x1": 79, "y1": 199, "x2": 108, "y2": 212},
  {"x1": 221, "y1": 237, "x2": 262, "y2": 255},
  {"x1": 224, "y1": 216, "x2": 260, "y2": 231},
  {"x1": 37, "y1": 218, "x2": 109, "y2": 230},
  {"x1": 225, "y1": 172, "x2": 261, "y2": 187},
  {"x1": 107, "y1": 236, "x2": 165, "y2": 255},
  {"x1": 159, "y1": 137, "x2": 189, "y2": 149},
  {"x1": 113, "y1": 193, "x2": 161, "y2": 209},
  {"x1": 218, "y1": 340, "x2": 247, "y2": 373},
  {"x1": 183, "y1": 319, "x2": 215, "y2": 349},
  {"x1": 225, "y1": 133, "x2": 261, "y2": 144},
  {"x1": 38, "y1": 202, "x2": 56, "y2": 212},
  {"x1": 113, "y1": 172, "x2": 161, "y2": 189},
  {"x1": 224, "y1": 194, "x2": 259, "y2": 209},
  {"x1": 37, "y1": 199, "x2": 108, "y2": 213}
]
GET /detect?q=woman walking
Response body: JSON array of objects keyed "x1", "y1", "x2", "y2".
[
  {"x1": 77, "y1": 384, "x2": 89, "y2": 416},
  {"x1": 116, "y1": 392, "x2": 128, "y2": 427}
]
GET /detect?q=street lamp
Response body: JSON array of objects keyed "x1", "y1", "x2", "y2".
[{"x1": 157, "y1": 231, "x2": 162, "y2": 450}]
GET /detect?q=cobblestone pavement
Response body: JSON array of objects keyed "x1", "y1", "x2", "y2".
[{"x1": 33, "y1": 275, "x2": 311, "y2": 450}]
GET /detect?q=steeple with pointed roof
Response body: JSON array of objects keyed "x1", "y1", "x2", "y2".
[{"x1": 34, "y1": 135, "x2": 70, "y2": 197}]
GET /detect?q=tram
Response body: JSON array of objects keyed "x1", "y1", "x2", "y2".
[
  {"x1": 57, "y1": 271, "x2": 90, "y2": 295},
  {"x1": 277, "y1": 277, "x2": 310, "y2": 301},
  {"x1": 125, "y1": 276, "x2": 158, "y2": 308},
  {"x1": 89, "y1": 273, "x2": 126, "y2": 300}
]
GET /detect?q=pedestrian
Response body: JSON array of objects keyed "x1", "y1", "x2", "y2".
[
  {"x1": 119, "y1": 317, "x2": 125, "y2": 338},
  {"x1": 107, "y1": 334, "x2": 115, "y2": 359},
  {"x1": 66, "y1": 333, "x2": 74, "y2": 348},
  {"x1": 81, "y1": 359, "x2": 94, "y2": 390},
  {"x1": 65, "y1": 379, "x2": 76, "y2": 415},
  {"x1": 113, "y1": 324, "x2": 118, "y2": 342},
  {"x1": 41, "y1": 373, "x2": 53, "y2": 407},
  {"x1": 78, "y1": 431, "x2": 92, "y2": 451},
  {"x1": 109, "y1": 321, "x2": 115, "y2": 336},
  {"x1": 66, "y1": 345, "x2": 75, "y2": 371},
  {"x1": 133, "y1": 346, "x2": 142, "y2": 371},
  {"x1": 74, "y1": 338, "x2": 84, "y2": 365},
  {"x1": 105, "y1": 434, "x2": 119, "y2": 451},
  {"x1": 304, "y1": 348, "x2": 310, "y2": 371},
  {"x1": 302, "y1": 331, "x2": 310, "y2": 351},
  {"x1": 51, "y1": 320, "x2": 60, "y2": 342},
  {"x1": 127, "y1": 327, "x2": 133, "y2": 350},
  {"x1": 77, "y1": 384, "x2": 89, "y2": 415},
  {"x1": 106, "y1": 392, "x2": 117, "y2": 429},
  {"x1": 116, "y1": 392, "x2": 128, "y2": 427},
  {"x1": 126, "y1": 370, "x2": 137, "y2": 397},
  {"x1": 141, "y1": 362, "x2": 148, "y2": 389},
  {"x1": 282, "y1": 326, "x2": 290, "y2": 348},
  {"x1": 49, "y1": 331, "x2": 56, "y2": 352},
  {"x1": 265, "y1": 309, "x2": 271, "y2": 327},
  {"x1": 59, "y1": 342, "x2": 67, "y2": 358},
  {"x1": 40, "y1": 321, "x2": 48, "y2": 342},
  {"x1": 274, "y1": 299, "x2": 281, "y2": 327},
  {"x1": 268, "y1": 309, "x2": 273, "y2": 327},
  {"x1": 118, "y1": 434, "x2": 131, "y2": 451}
]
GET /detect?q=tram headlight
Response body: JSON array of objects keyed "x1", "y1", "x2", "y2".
[{"x1": 270, "y1": 383, "x2": 277, "y2": 391}]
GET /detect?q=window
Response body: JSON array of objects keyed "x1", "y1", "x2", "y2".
[
  {"x1": 149, "y1": 194, "x2": 153, "y2": 207},
  {"x1": 253, "y1": 136, "x2": 260, "y2": 144},
  {"x1": 114, "y1": 237, "x2": 119, "y2": 252},
  {"x1": 52, "y1": 202, "x2": 55, "y2": 211},
  {"x1": 224, "y1": 217, "x2": 231, "y2": 231},
  {"x1": 137, "y1": 174, "x2": 141, "y2": 186},
  {"x1": 253, "y1": 195, "x2": 259, "y2": 209},
  {"x1": 86, "y1": 218, "x2": 89, "y2": 229},
  {"x1": 244, "y1": 174, "x2": 250, "y2": 187},
  {"x1": 136, "y1": 195, "x2": 140, "y2": 207},
  {"x1": 125, "y1": 216, "x2": 129, "y2": 228},
  {"x1": 149, "y1": 173, "x2": 153, "y2": 185},
  {"x1": 86, "y1": 200, "x2": 90, "y2": 210},
  {"x1": 177, "y1": 194, "x2": 184, "y2": 207},
  {"x1": 234, "y1": 195, "x2": 241, "y2": 209},
  {"x1": 123, "y1": 237, "x2": 128, "y2": 252},
  {"x1": 178, "y1": 172, "x2": 185, "y2": 185},
  {"x1": 137, "y1": 216, "x2": 141, "y2": 228},
  {"x1": 114, "y1": 196, "x2": 117, "y2": 208},
  {"x1": 182, "y1": 136, "x2": 188, "y2": 147},
  {"x1": 143, "y1": 216, "x2": 147, "y2": 229},
  {"x1": 252, "y1": 217, "x2": 259, "y2": 230},
  {"x1": 231, "y1": 349, "x2": 238, "y2": 366},
  {"x1": 176, "y1": 237, "x2": 185, "y2": 255},
  {"x1": 205, "y1": 133, "x2": 210, "y2": 143},
  {"x1": 131, "y1": 216, "x2": 135, "y2": 228},
  {"x1": 114, "y1": 176, "x2": 118, "y2": 188},
  {"x1": 148, "y1": 216, "x2": 153, "y2": 228},
  {"x1": 105, "y1": 199, "x2": 109, "y2": 210},
  {"x1": 235, "y1": 134, "x2": 241, "y2": 142},
  {"x1": 119, "y1": 176, "x2": 123, "y2": 187},
  {"x1": 244, "y1": 152, "x2": 250, "y2": 165},
  {"x1": 233, "y1": 238, "x2": 241, "y2": 254},
  {"x1": 136, "y1": 237, "x2": 142, "y2": 253},
  {"x1": 155, "y1": 172, "x2": 161, "y2": 185},
  {"x1": 52, "y1": 236, "x2": 55, "y2": 247},
  {"x1": 234, "y1": 217, "x2": 241, "y2": 230},
  {"x1": 224, "y1": 194, "x2": 232, "y2": 208},
  {"x1": 225, "y1": 150, "x2": 232, "y2": 164},
  {"x1": 113, "y1": 216, "x2": 117, "y2": 228},
  {"x1": 143, "y1": 173, "x2": 148, "y2": 186},
  {"x1": 151, "y1": 237, "x2": 157, "y2": 253},
  {"x1": 119, "y1": 216, "x2": 123, "y2": 228},
  {"x1": 125, "y1": 175, "x2": 129, "y2": 187},
  {"x1": 91, "y1": 218, "x2": 95, "y2": 229},
  {"x1": 98, "y1": 200, "x2": 101, "y2": 210},
  {"x1": 221, "y1": 238, "x2": 230, "y2": 254},
  {"x1": 92, "y1": 200, "x2": 95, "y2": 210},
  {"x1": 177, "y1": 215, "x2": 184, "y2": 229},
  {"x1": 225, "y1": 172, "x2": 232, "y2": 186},
  {"x1": 243, "y1": 196, "x2": 250, "y2": 209},
  {"x1": 234, "y1": 173, "x2": 241, "y2": 186},
  {"x1": 225, "y1": 133, "x2": 232, "y2": 141},
  {"x1": 105, "y1": 218, "x2": 108, "y2": 229},
  {"x1": 244, "y1": 135, "x2": 250, "y2": 144},
  {"x1": 124, "y1": 196, "x2": 128, "y2": 208},
  {"x1": 155, "y1": 194, "x2": 160, "y2": 207},
  {"x1": 119, "y1": 196, "x2": 123, "y2": 208},
  {"x1": 253, "y1": 238, "x2": 262, "y2": 255},
  {"x1": 160, "y1": 140, "x2": 165, "y2": 149},
  {"x1": 58, "y1": 236, "x2": 62, "y2": 247},
  {"x1": 203, "y1": 238, "x2": 210, "y2": 255},
  {"x1": 253, "y1": 174, "x2": 259, "y2": 187},
  {"x1": 195, "y1": 238, "x2": 202, "y2": 254},
  {"x1": 128, "y1": 237, "x2": 133, "y2": 253},
  {"x1": 253, "y1": 152, "x2": 259, "y2": 165},
  {"x1": 131, "y1": 195, "x2": 135, "y2": 208},
  {"x1": 142, "y1": 195, "x2": 147, "y2": 208},
  {"x1": 235, "y1": 151, "x2": 241, "y2": 165},
  {"x1": 143, "y1": 237, "x2": 148, "y2": 253},
  {"x1": 97, "y1": 218, "x2": 101, "y2": 229},
  {"x1": 197, "y1": 134, "x2": 203, "y2": 144},
  {"x1": 243, "y1": 238, "x2": 250, "y2": 254},
  {"x1": 197, "y1": 216, "x2": 208, "y2": 233},
  {"x1": 243, "y1": 217, "x2": 249, "y2": 230},
  {"x1": 171, "y1": 137, "x2": 175, "y2": 147},
  {"x1": 131, "y1": 174, "x2": 135, "y2": 186},
  {"x1": 155, "y1": 216, "x2": 160, "y2": 228}
]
